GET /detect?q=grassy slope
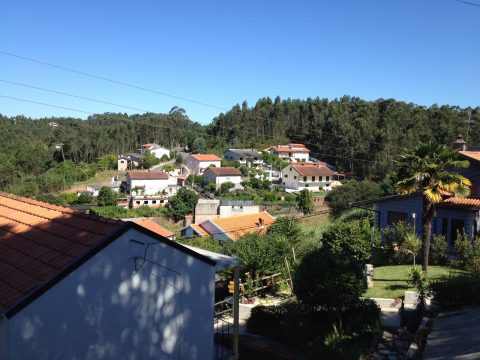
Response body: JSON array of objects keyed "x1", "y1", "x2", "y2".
[{"x1": 364, "y1": 265, "x2": 457, "y2": 299}]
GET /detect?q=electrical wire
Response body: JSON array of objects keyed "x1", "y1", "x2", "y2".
[{"x1": 0, "y1": 50, "x2": 228, "y2": 111}]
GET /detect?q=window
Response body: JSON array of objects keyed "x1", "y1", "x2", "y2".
[
  {"x1": 144, "y1": 201, "x2": 148, "y2": 204},
  {"x1": 290, "y1": 167, "x2": 292, "y2": 171},
  {"x1": 294, "y1": 176, "x2": 297, "y2": 179},
  {"x1": 152, "y1": 200, "x2": 157, "y2": 204},
  {"x1": 306, "y1": 184, "x2": 309, "y2": 187},
  {"x1": 120, "y1": 160, "x2": 125, "y2": 163},
  {"x1": 325, "y1": 183, "x2": 330, "y2": 187},
  {"x1": 312, "y1": 176, "x2": 316, "y2": 182},
  {"x1": 387, "y1": 211, "x2": 408, "y2": 225},
  {"x1": 160, "y1": 200, "x2": 165, "y2": 203},
  {"x1": 284, "y1": 174, "x2": 288, "y2": 178},
  {"x1": 136, "y1": 201, "x2": 140, "y2": 204},
  {"x1": 303, "y1": 176, "x2": 307, "y2": 182},
  {"x1": 326, "y1": 176, "x2": 330, "y2": 181}
]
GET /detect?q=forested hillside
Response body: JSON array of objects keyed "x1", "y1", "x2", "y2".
[
  {"x1": 210, "y1": 96, "x2": 480, "y2": 177},
  {"x1": 0, "y1": 96, "x2": 478, "y2": 196}
]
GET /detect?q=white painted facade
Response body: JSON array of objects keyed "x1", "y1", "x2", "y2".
[
  {"x1": 224, "y1": 150, "x2": 263, "y2": 166},
  {"x1": 2, "y1": 227, "x2": 216, "y2": 360},
  {"x1": 184, "y1": 156, "x2": 221, "y2": 174},
  {"x1": 127, "y1": 177, "x2": 169, "y2": 196},
  {"x1": 269, "y1": 144, "x2": 310, "y2": 163},
  {"x1": 203, "y1": 171, "x2": 242, "y2": 189},
  {"x1": 282, "y1": 165, "x2": 342, "y2": 191},
  {"x1": 149, "y1": 146, "x2": 171, "y2": 160}
]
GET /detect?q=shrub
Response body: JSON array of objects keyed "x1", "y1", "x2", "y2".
[
  {"x1": 218, "y1": 181, "x2": 235, "y2": 194},
  {"x1": 430, "y1": 235, "x2": 448, "y2": 266},
  {"x1": 401, "y1": 233, "x2": 421, "y2": 265},
  {"x1": 76, "y1": 192, "x2": 94, "y2": 204},
  {"x1": 165, "y1": 187, "x2": 199, "y2": 221},
  {"x1": 177, "y1": 236, "x2": 221, "y2": 253},
  {"x1": 160, "y1": 154, "x2": 170, "y2": 162},
  {"x1": 297, "y1": 189, "x2": 314, "y2": 214},
  {"x1": 36, "y1": 193, "x2": 66, "y2": 206},
  {"x1": 454, "y1": 235, "x2": 480, "y2": 276},
  {"x1": 204, "y1": 182, "x2": 216, "y2": 193},
  {"x1": 321, "y1": 220, "x2": 372, "y2": 262},
  {"x1": 381, "y1": 221, "x2": 414, "y2": 264},
  {"x1": 163, "y1": 164, "x2": 175, "y2": 172},
  {"x1": 293, "y1": 247, "x2": 367, "y2": 311},
  {"x1": 430, "y1": 274, "x2": 480, "y2": 311},
  {"x1": 97, "y1": 186, "x2": 117, "y2": 206},
  {"x1": 57, "y1": 192, "x2": 78, "y2": 205}
]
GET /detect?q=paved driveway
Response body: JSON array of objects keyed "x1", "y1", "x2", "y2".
[{"x1": 423, "y1": 308, "x2": 480, "y2": 359}]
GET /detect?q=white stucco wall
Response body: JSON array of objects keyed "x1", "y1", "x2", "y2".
[
  {"x1": 218, "y1": 205, "x2": 260, "y2": 217},
  {"x1": 5, "y1": 228, "x2": 215, "y2": 360},
  {"x1": 128, "y1": 178, "x2": 169, "y2": 195},
  {"x1": 151, "y1": 148, "x2": 170, "y2": 160},
  {"x1": 185, "y1": 157, "x2": 221, "y2": 174}
]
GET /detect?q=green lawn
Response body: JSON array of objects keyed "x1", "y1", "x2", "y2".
[{"x1": 364, "y1": 265, "x2": 457, "y2": 299}]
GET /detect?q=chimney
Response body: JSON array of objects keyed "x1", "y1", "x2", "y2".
[
  {"x1": 258, "y1": 218, "x2": 265, "y2": 228},
  {"x1": 453, "y1": 134, "x2": 467, "y2": 151}
]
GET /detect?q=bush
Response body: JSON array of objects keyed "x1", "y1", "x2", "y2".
[
  {"x1": 430, "y1": 235, "x2": 448, "y2": 266},
  {"x1": 91, "y1": 205, "x2": 129, "y2": 218},
  {"x1": 381, "y1": 221, "x2": 415, "y2": 264},
  {"x1": 160, "y1": 154, "x2": 170, "y2": 162},
  {"x1": 454, "y1": 235, "x2": 480, "y2": 276},
  {"x1": 57, "y1": 192, "x2": 78, "y2": 205},
  {"x1": 36, "y1": 193, "x2": 66, "y2": 206},
  {"x1": 321, "y1": 220, "x2": 372, "y2": 262},
  {"x1": 218, "y1": 181, "x2": 235, "y2": 194},
  {"x1": 76, "y1": 192, "x2": 94, "y2": 204},
  {"x1": 297, "y1": 189, "x2": 314, "y2": 214},
  {"x1": 163, "y1": 164, "x2": 175, "y2": 172},
  {"x1": 293, "y1": 247, "x2": 367, "y2": 311},
  {"x1": 97, "y1": 186, "x2": 117, "y2": 206},
  {"x1": 177, "y1": 236, "x2": 221, "y2": 253},
  {"x1": 165, "y1": 187, "x2": 199, "y2": 221},
  {"x1": 430, "y1": 274, "x2": 480, "y2": 311},
  {"x1": 204, "y1": 182, "x2": 216, "y2": 193}
]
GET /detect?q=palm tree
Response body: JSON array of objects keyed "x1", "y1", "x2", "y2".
[{"x1": 395, "y1": 141, "x2": 471, "y2": 275}]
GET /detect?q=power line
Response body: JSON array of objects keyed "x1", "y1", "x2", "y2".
[
  {"x1": 455, "y1": 0, "x2": 480, "y2": 7},
  {"x1": 0, "y1": 79, "x2": 148, "y2": 113},
  {"x1": 0, "y1": 50, "x2": 228, "y2": 111}
]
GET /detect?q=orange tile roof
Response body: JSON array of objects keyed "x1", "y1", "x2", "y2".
[
  {"x1": 271, "y1": 144, "x2": 310, "y2": 153},
  {"x1": 0, "y1": 193, "x2": 123, "y2": 315},
  {"x1": 127, "y1": 171, "x2": 169, "y2": 180},
  {"x1": 190, "y1": 154, "x2": 222, "y2": 161},
  {"x1": 459, "y1": 151, "x2": 480, "y2": 162},
  {"x1": 191, "y1": 224, "x2": 209, "y2": 237},
  {"x1": 206, "y1": 212, "x2": 276, "y2": 240},
  {"x1": 137, "y1": 220, "x2": 174, "y2": 238},
  {"x1": 441, "y1": 197, "x2": 480, "y2": 208}
]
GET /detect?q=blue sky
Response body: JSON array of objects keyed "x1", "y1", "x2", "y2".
[{"x1": 0, "y1": 0, "x2": 479, "y2": 124}]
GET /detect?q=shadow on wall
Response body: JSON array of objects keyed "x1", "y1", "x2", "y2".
[{"x1": 2, "y1": 215, "x2": 215, "y2": 360}]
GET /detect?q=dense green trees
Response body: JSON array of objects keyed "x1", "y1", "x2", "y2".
[
  {"x1": 165, "y1": 187, "x2": 199, "y2": 221},
  {"x1": 97, "y1": 187, "x2": 117, "y2": 206},
  {"x1": 297, "y1": 189, "x2": 314, "y2": 214}
]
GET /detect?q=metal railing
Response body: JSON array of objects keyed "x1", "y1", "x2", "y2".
[{"x1": 213, "y1": 317, "x2": 233, "y2": 360}]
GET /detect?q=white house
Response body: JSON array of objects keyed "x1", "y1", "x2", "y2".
[
  {"x1": 0, "y1": 193, "x2": 242, "y2": 360},
  {"x1": 118, "y1": 153, "x2": 144, "y2": 171},
  {"x1": 194, "y1": 199, "x2": 260, "y2": 223},
  {"x1": 282, "y1": 163, "x2": 345, "y2": 191},
  {"x1": 185, "y1": 154, "x2": 222, "y2": 174},
  {"x1": 203, "y1": 167, "x2": 242, "y2": 189},
  {"x1": 126, "y1": 171, "x2": 170, "y2": 195},
  {"x1": 140, "y1": 143, "x2": 171, "y2": 160},
  {"x1": 267, "y1": 143, "x2": 310, "y2": 163},
  {"x1": 224, "y1": 149, "x2": 263, "y2": 166}
]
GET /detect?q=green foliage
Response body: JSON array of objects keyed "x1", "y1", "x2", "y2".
[
  {"x1": 242, "y1": 177, "x2": 271, "y2": 191},
  {"x1": 455, "y1": 235, "x2": 480, "y2": 276},
  {"x1": 430, "y1": 274, "x2": 480, "y2": 311},
  {"x1": 381, "y1": 221, "x2": 415, "y2": 265},
  {"x1": 293, "y1": 247, "x2": 367, "y2": 311},
  {"x1": 223, "y1": 233, "x2": 292, "y2": 279},
  {"x1": 218, "y1": 181, "x2": 235, "y2": 194},
  {"x1": 221, "y1": 159, "x2": 240, "y2": 168},
  {"x1": 141, "y1": 151, "x2": 161, "y2": 169},
  {"x1": 402, "y1": 233, "x2": 422, "y2": 265},
  {"x1": 163, "y1": 164, "x2": 175, "y2": 172},
  {"x1": 97, "y1": 186, "x2": 117, "y2": 206},
  {"x1": 187, "y1": 173, "x2": 203, "y2": 184},
  {"x1": 262, "y1": 151, "x2": 289, "y2": 171},
  {"x1": 96, "y1": 154, "x2": 117, "y2": 170},
  {"x1": 177, "y1": 236, "x2": 221, "y2": 253},
  {"x1": 191, "y1": 137, "x2": 207, "y2": 153},
  {"x1": 160, "y1": 154, "x2": 170, "y2": 162},
  {"x1": 407, "y1": 266, "x2": 426, "y2": 289},
  {"x1": 297, "y1": 189, "x2": 314, "y2": 215},
  {"x1": 36, "y1": 194, "x2": 66, "y2": 206},
  {"x1": 430, "y1": 235, "x2": 448, "y2": 266},
  {"x1": 325, "y1": 180, "x2": 383, "y2": 218},
  {"x1": 165, "y1": 187, "x2": 199, "y2": 221},
  {"x1": 76, "y1": 192, "x2": 94, "y2": 204},
  {"x1": 321, "y1": 220, "x2": 372, "y2": 262},
  {"x1": 175, "y1": 152, "x2": 183, "y2": 165},
  {"x1": 204, "y1": 182, "x2": 216, "y2": 193},
  {"x1": 57, "y1": 192, "x2": 78, "y2": 205},
  {"x1": 268, "y1": 217, "x2": 303, "y2": 247}
]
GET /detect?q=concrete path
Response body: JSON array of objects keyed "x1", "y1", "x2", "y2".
[{"x1": 423, "y1": 308, "x2": 480, "y2": 360}]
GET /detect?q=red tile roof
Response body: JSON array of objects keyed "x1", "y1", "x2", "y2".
[
  {"x1": 440, "y1": 197, "x2": 480, "y2": 209},
  {"x1": 205, "y1": 167, "x2": 242, "y2": 176},
  {"x1": 0, "y1": 193, "x2": 123, "y2": 315},
  {"x1": 190, "y1": 154, "x2": 222, "y2": 161},
  {"x1": 137, "y1": 220, "x2": 174, "y2": 238},
  {"x1": 290, "y1": 164, "x2": 335, "y2": 176},
  {"x1": 127, "y1": 171, "x2": 169, "y2": 180},
  {"x1": 271, "y1": 144, "x2": 310, "y2": 153}
]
